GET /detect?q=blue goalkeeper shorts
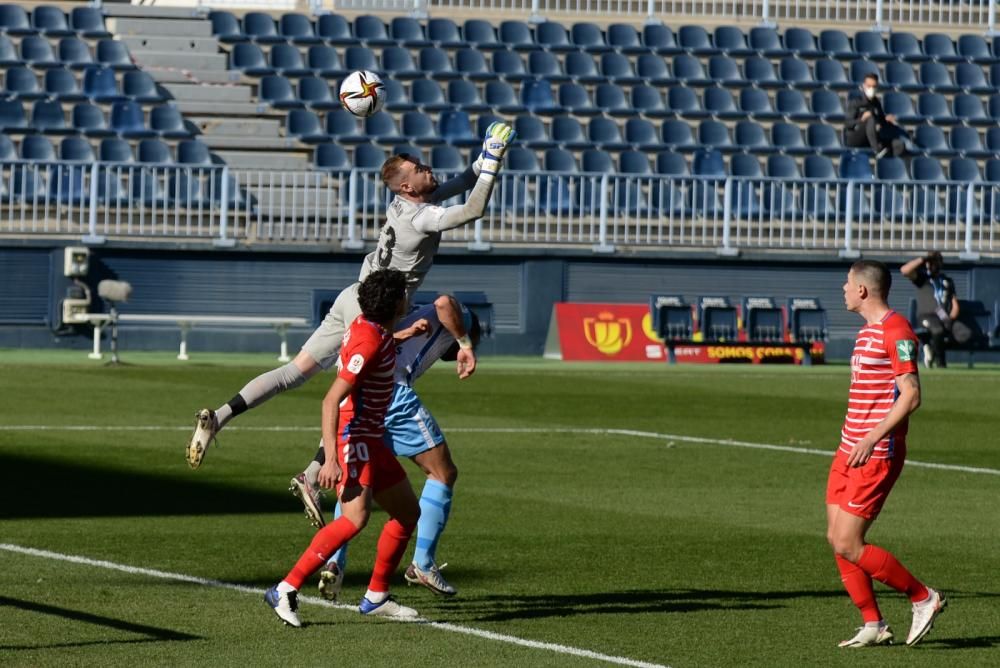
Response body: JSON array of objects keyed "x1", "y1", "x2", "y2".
[{"x1": 383, "y1": 384, "x2": 445, "y2": 458}]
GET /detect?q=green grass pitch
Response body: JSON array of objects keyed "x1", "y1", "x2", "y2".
[{"x1": 1, "y1": 351, "x2": 998, "y2": 667}]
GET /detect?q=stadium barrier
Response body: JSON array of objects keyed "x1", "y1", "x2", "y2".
[{"x1": 2, "y1": 161, "x2": 996, "y2": 257}]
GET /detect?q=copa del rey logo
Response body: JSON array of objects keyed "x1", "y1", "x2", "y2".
[{"x1": 583, "y1": 311, "x2": 633, "y2": 355}]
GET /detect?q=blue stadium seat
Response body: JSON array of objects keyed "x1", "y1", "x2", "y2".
[
  {"x1": 850, "y1": 59, "x2": 880, "y2": 85},
  {"x1": 958, "y1": 34, "x2": 993, "y2": 64},
  {"x1": 551, "y1": 116, "x2": 589, "y2": 150},
  {"x1": 169, "y1": 167, "x2": 211, "y2": 209},
  {"x1": 123, "y1": 70, "x2": 165, "y2": 103},
  {"x1": 381, "y1": 46, "x2": 422, "y2": 79},
  {"x1": 137, "y1": 138, "x2": 171, "y2": 163},
  {"x1": 804, "y1": 154, "x2": 836, "y2": 179},
  {"x1": 578, "y1": 149, "x2": 613, "y2": 213},
  {"x1": 729, "y1": 153, "x2": 764, "y2": 218},
  {"x1": 21, "y1": 35, "x2": 58, "y2": 68},
  {"x1": 365, "y1": 112, "x2": 406, "y2": 146},
  {"x1": 447, "y1": 79, "x2": 488, "y2": 112},
  {"x1": 986, "y1": 158, "x2": 1000, "y2": 183},
  {"x1": 485, "y1": 80, "x2": 523, "y2": 114},
  {"x1": 779, "y1": 57, "x2": 819, "y2": 89},
  {"x1": 950, "y1": 126, "x2": 989, "y2": 159},
  {"x1": 60, "y1": 136, "x2": 94, "y2": 162},
  {"x1": 70, "y1": 7, "x2": 110, "y2": 38},
  {"x1": 636, "y1": 53, "x2": 673, "y2": 86},
  {"x1": 912, "y1": 156, "x2": 945, "y2": 181},
  {"x1": 740, "y1": 87, "x2": 780, "y2": 120},
  {"x1": 499, "y1": 20, "x2": 537, "y2": 51},
  {"x1": 802, "y1": 155, "x2": 837, "y2": 217},
  {"x1": 544, "y1": 148, "x2": 577, "y2": 171},
  {"x1": 439, "y1": 110, "x2": 478, "y2": 146},
  {"x1": 715, "y1": 26, "x2": 753, "y2": 56},
  {"x1": 5, "y1": 67, "x2": 43, "y2": 100},
  {"x1": 231, "y1": 43, "x2": 272, "y2": 76},
  {"x1": 572, "y1": 22, "x2": 612, "y2": 53},
  {"x1": 427, "y1": 18, "x2": 463, "y2": 48},
  {"x1": 704, "y1": 85, "x2": 742, "y2": 120},
  {"x1": 661, "y1": 119, "x2": 699, "y2": 152},
  {"x1": 33, "y1": 6, "x2": 71, "y2": 37},
  {"x1": 771, "y1": 122, "x2": 809, "y2": 155},
  {"x1": 601, "y1": 52, "x2": 641, "y2": 85},
  {"x1": 130, "y1": 166, "x2": 170, "y2": 207},
  {"x1": 819, "y1": 30, "x2": 853, "y2": 59},
  {"x1": 82, "y1": 67, "x2": 121, "y2": 103},
  {"x1": 990, "y1": 94, "x2": 1000, "y2": 122},
  {"x1": 920, "y1": 62, "x2": 959, "y2": 93},
  {"x1": 914, "y1": 124, "x2": 950, "y2": 156},
  {"x1": 955, "y1": 62, "x2": 991, "y2": 94},
  {"x1": 624, "y1": 118, "x2": 663, "y2": 151},
  {"x1": 776, "y1": 89, "x2": 812, "y2": 122},
  {"x1": 854, "y1": 31, "x2": 891, "y2": 61},
  {"x1": 558, "y1": 82, "x2": 598, "y2": 116},
  {"x1": 0, "y1": 34, "x2": 17, "y2": 66},
  {"x1": 270, "y1": 43, "x2": 311, "y2": 77},
  {"x1": 45, "y1": 68, "x2": 84, "y2": 102},
  {"x1": 21, "y1": 135, "x2": 56, "y2": 161},
  {"x1": 987, "y1": 127, "x2": 1000, "y2": 154},
  {"x1": 31, "y1": 99, "x2": 71, "y2": 134},
  {"x1": 766, "y1": 154, "x2": 800, "y2": 178},
  {"x1": 100, "y1": 138, "x2": 133, "y2": 166},
  {"x1": 815, "y1": 58, "x2": 851, "y2": 90},
  {"x1": 639, "y1": 24, "x2": 679, "y2": 55},
  {"x1": 668, "y1": 85, "x2": 708, "y2": 119},
  {"x1": 286, "y1": 108, "x2": 329, "y2": 143},
  {"x1": 406, "y1": 79, "x2": 443, "y2": 112},
  {"x1": 402, "y1": 111, "x2": 442, "y2": 146},
  {"x1": 354, "y1": 144, "x2": 386, "y2": 168},
  {"x1": 947, "y1": 158, "x2": 982, "y2": 216},
  {"x1": 430, "y1": 144, "x2": 463, "y2": 170},
  {"x1": 354, "y1": 15, "x2": 392, "y2": 47},
  {"x1": 307, "y1": 45, "x2": 345, "y2": 78},
  {"x1": 298, "y1": 76, "x2": 337, "y2": 110},
  {"x1": 735, "y1": 120, "x2": 772, "y2": 154},
  {"x1": 344, "y1": 46, "x2": 380, "y2": 74},
  {"x1": 672, "y1": 54, "x2": 711, "y2": 86},
  {"x1": 324, "y1": 108, "x2": 366, "y2": 144},
  {"x1": 698, "y1": 120, "x2": 736, "y2": 153},
  {"x1": 679, "y1": 25, "x2": 716, "y2": 55},
  {"x1": 492, "y1": 50, "x2": 527, "y2": 81},
  {"x1": 917, "y1": 92, "x2": 955, "y2": 126},
  {"x1": 763, "y1": 154, "x2": 803, "y2": 217},
  {"x1": 150, "y1": 105, "x2": 190, "y2": 139},
  {"x1": 96, "y1": 39, "x2": 134, "y2": 70},
  {"x1": 0, "y1": 5, "x2": 33, "y2": 35},
  {"x1": 521, "y1": 77, "x2": 562, "y2": 115},
  {"x1": 565, "y1": 51, "x2": 602, "y2": 84},
  {"x1": 3, "y1": 162, "x2": 47, "y2": 202},
  {"x1": 538, "y1": 155, "x2": 575, "y2": 214},
  {"x1": 749, "y1": 27, "x2": 787, "y2": 57},
  {"x1": 178, "y1": 139, "x2": 212, "y2": 165},
  {"x1": 259, "y1": 75, "x2": 302, "y2": 109},
  {"x1": 655, "y1": 150, "x2": 688, "y2": 177},
  {"x1": 811, "y1": 89, "x2": 844, "y2": 122},
  {"x1": 594, "y1": 82, "x2": 631, "y2": 117},
  {"x1": 784, "y1": 27, "x2": 821, "y2": 58},
  {"x1": 839, "y1": 150, "x2": 874, "y2": 180},
  {"x1": 243, "y1": 12, "x2": 283, "y2": 44},
  {"x1": 464, "y1": 19, "x2": 502, "y2": 50},
  {"x1": 924, "y1": 33, "x2": 962, "y2": 63},
  {"x1": 506, "y1": 146, "x2": 539, "y2": 170},
  {"x1": 631, "y1": 84, "x2": 670, "y2": 118},
  {"x1": 615, "y1": 150, "x2": 654, "y2": 215},
  {"x1": 317, "y1": 14, "x2": 357, "y2": 46},
  {"x1": 535, "y1": 21, "x2": 573, "y2": 52},
  {"x1": 886, "y1": 60, "x2": 921, "y2": 92},
  {"x1": 455, "y1": 48, "x2": 493, "y2": 81},
  {"x1": 49, "y1": 162, "x2": 90, "y2": 204},
  {"x1": 607, "y1": 23, "x2": 645, "y2": 54},
  {"x1": 889, "y1": 32, "x2": 927, "y2": 62},
  {"x1": 745, "y1": 56, "x2": 782, "y2": 88},
  {"x1": 875, "y1": 156, "x2": 909, "y2": 219},
  {"x1": 883, "y1": 91, "x2": 921, "y2": 124},
  {"x1": 389, "y1": 17, "x2": 430, "y2": 47},
  {"x1": 209, "y1": 11, "x2": 244, "y2": 43},
  {"x1": 691, "y1": 149, "x2": 725, "y2": 216},
  {"x1": 72, "y1": 102, "x2": 112, "y2": 137},
  {"x1": 807, "y1": 123, "x2": 842, "y2": 155},
  {"x1": 588, "y1": 116, "x2": 629, "y2": 151},
  {"x1": 582, "y1": 149, "x2": 614, "y2": 172},
  {"x1": 708, "y1": 55, "x2": 745, "y2": 88},
  {"x1": 280, "y1": 13, "x2": 321, "y2": 45},
  {"x1": 528, "y1": 51, "x2": 567, "y2": 82}
]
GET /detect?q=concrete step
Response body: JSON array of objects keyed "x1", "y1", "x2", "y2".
[
  {"x1": 191, "y1": 116, "x2": 283, "y2": 137},
  {"x1": 218, "y1": 150, "x2": 311, "y2": 171},
  {"x1": 122, "y1": 35, "x2": 220, "y2": 54},
  {"x1": 102, "y1": 5, "x2": 206, "y2": 20},
  {"x1": 146, "y1": 68, "x2": 241, "y2": 85},
  {"x1": 130, "y1": 51, "x2": 228, "y2": 72},
  {"x1": 109, "y1": 17, "x2": 213, "y2": 38},
  {"x1": 200, "y1": 135, "x2": 298, "y2": 151},
  {"x1": 176, "y1": 100, "x2": 269, "y2": 116},
  {"x1": 163, "y1": 83, "x2": 253, "y2": 104}
]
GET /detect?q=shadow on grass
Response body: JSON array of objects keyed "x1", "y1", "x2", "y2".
[
  {"x1": 0, "y1": 595, "x2": 200, "y2": 651},
  {"x1": 0, "y1": 452, "x2": 296, "y2": 519},
  {"x1": 921, "y1": 635, "x2": 1000, "y2": 650}
]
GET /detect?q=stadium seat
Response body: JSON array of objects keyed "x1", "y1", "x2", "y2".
[
  {"x1": 766, "y1": 154, "x2": 800, "y2": 178},
  {"x1": 410, "y1": 79, "x2": 448, "y2": 112},
  {"x1": 426, "y1": 18, "x2": 462, "y2": 49},
  {"x1": 661, "y1": 119, "x2": 699, "y2": 152},
  {"x1": 493, "y1": 50, "x2": 528, "y2": 81},
  {"x1": 0, "y1": 5, "x2": 33, "y2": 35},
  {"x1": 96, "y1": 40, "x2": 134, "y2": 70},
  {"x1": 625, "y1": 118, "x2": 663, "y2": 151},
  {"x1": 819, "y1": 30, "x2": 854, "y2": 59},
  {"x1": 70, "y1": 7, "x2": 110, "y2": 38},
  {"x1": 556, "y1": 82, "x2": 596, "y2": 116},
  {"x1": 44, "y1": 68, "x2": 84, "y2": 102},
  {"x1": 917, "y1": 92, "x2": 955, "y2": 126},
  {"x1": 745, "y1": 56, "x2": 782, "y2": 88},
  {"x1": 920, "y1": 62, "x2": 959, "y2": 93},
  {"x1": 429, "y1": 144, "x2": 463, "y2": 171},
  {"x1": 947, "y1": 157, "x2": 982, "y2": 216},
  {"x1": 535, "y1": 21, "x2": 573, "y2": 52},
  {"x1": 715, "y1": 26, "x2": 753, "y2": 56},
  {"x1": 243, "y1": 12, "x2": 283, "y2": 44},
  {"x1": 744, "y1": 297, "x2": 785, "y2": 341},
  {"x1": 123, "y1": 70, "x2": 165, "y2": 104},
  {"x1": 601, "y1": 52, "x2": 641, "y2": 85},
  {"x1": 594, "y1": 82, "x2": 631, "y2": 117},
  {"x1": 986, "y1": 159, "x2": 1000, "y2": 183},
  {"x1": 572, "y1": 23, "x2": 612, "y2": 53},
  {"x1": 506, "y1": 146, "x2": 539, "y2": 171},
  {"x1": 49, "y1": 161, "x2": 90, "y2": 205},
  {"x1": 987, "y1": 127, "x2": 1000, "y2": 154},
  {"x1": 784, "y1": 27, "x2": 822, "y2": 58},
  {"x1": 82, "y1": 67, "x2": 122, "y2": 103},
  {"x1": 521, "y1": 77, "x2": 562, "y2": 114},
  {"x1": 643, "y1": 24, "x2": 681, "y2": 54},
  {"x1": 839, "y1": 150, "x2": 874, "y2": 180},
  {"x1": 365, "y1": 112, "x2": 406, "y2": 146},
  {"x1": 344, "y1": 46, "x2": 380, "y2": 74},
  {"x1": 544, "y1": 147, "x2": 577, "y2": 172},
  {"x1": 632, "y1": 85, "x2": 670, "y2": 118},
  {"x1": 267, "y1": 43, "x2": 309, "y2": 77},
  {"x1": 850, "y1": 60, "x2": 880, "y2": 85},
  {"x1": 280, "y1": 13, "x2": 321, "y2": 45},
  {"x1": 775, "y1": 89, "x2": 812, "y2": 122},
  {"x1": 955, "y1": 62, "x2": 991, "y2": 94},
  {"x1": 740, "y1": 87, "x2": 780, "y2": 120},
  {"x1": 854, "y1": 31, "x2": 891, "y2": 61},
  {"x1": 888, "y1": 32, "x2": 927, "y2": 62},
  {"x1": 376, "y1": 78, "x2": 411, "y2": 113},
  {"x1": 885, "y1": 60, "x2": 921, "y2": 92},
  {"x1": 32, "y1": 6, "x2": 71, "y2": 37},
  {"x1": 815, "y1": 58, "x2": 851, "y2": 90},
  {"x1": 811, "y1": 89, "x2": 844, "y2": 122},
  {"x1": 708, "y1": 55, "x2": 745, "y2": 88},
  {"x1": 672, "y1": 54, "x2": 712, "y2": 86},
  {"x1": 704, "y1": 86, "x2": 742, "y2": 120},
  {"x1": 924, "y1": 33, "x2": 962, "y2": 63},
  {"x1": 4, "y1": 67, "x2": 43, "y2": 100},
  {"x1": 455, "y1": 48, "x2": 493, "y2": 80},
  {"x1": 381, "y1": 46, "x2": 422, "y2": 79},
  {"x1": 551, "y1": 115, "x2": 589, "y2": 150},
  {"x1": 439, "y1": 110, "x2": 478, "y2": 146},
  {"x1": 749, "y1": 27, "x2": 787, "y2": 57},
  {"x1": 958, "y1": 34, "x2": 993, "y2": 64},
  {"x1": 31, "y1": 99, "x2": 71, "y2": 135},
  {"x1": 807, "y1": 123, "x2": 842, "y2": 156},
  {"x1": 771, "y1": 122, "x2": 810, "y2": 155},
  {"x1": 443, "y1": 79, "x2": 484, "y2": 113},
  {"x1": 297, "y1": 76, "x2": 337, "y2": 110},
  {"x1": 324, "y1": 108, "x2": 368, "y2": 144},
  {"x1": 990, "y1": 94, "x2": 1000, "y2": 123},
  {"x1": 464, "y1": 20, "x2": 502, "y2": 50},
  {"x1": 802, "y1": 155, "x2": 837, "y2": 217},
  {"x1": 306, "y1": 45, "x2": 345, "y2": 78},
  {"x1": 607, "y1": 24, "x2": 645, "y2": 54},
  {"x1": 61, "y1": 136, "x2": 94, "y2": 162},
  {"x1": 914, "y1": 124, "x2": 950, "y2": 156},
  {"x1": 312, "y1": 15, "x2": 354, "y2": 46},
  {"x1": 735, "y1": 120, "x2": 772, "y2": 154},
  {"x1": 528, "y1": 51, "x2": 567, "y2": 82},
  {"x1": 72, "y1": 102, "x2": 113, "y2": 137},
  {"x1": 588, "y1": 117, "x2": 629, "y2": 151},
  {"x1": 0, "y1": 34, "x2": 18, "y2": 66},
  {"x1": 668, "y1": 85, "x2": 708, "y2": 119},
  {"x1": 636, "y1": 54, "x2": 673, "y2": 86},
  {"x1": 352, "y1": 144, "x2": 385, "y2": 169},
  {"x1": 150, "y1": 106, "x2": 191, "y2": 139},
  {"x1": 231, "y1": 43, "x2": 272, "y2": 76},
  {"x1": 678, "y1": 26, "x2": 715, "y2": 55},
  {"x1": 353, "y1": 15, "x2": 392, "y2": 47},
  {"x1": 484, "y1": 80, "x2": 523, "y2": 114},
  {"x1": 287, "y1": 108, "x2": 330, "y2": 143},
  {"x1": 137, "y1": 138, "x2": 171, "y2": 164},
  {"x1": 21, "y1": 135, "x2": 56, "y2": 161},
  {"x1": 178, "y1": 139, "x2": 212, "y2": 165},
  {"x1": 698, "y1": 297, "x2": 740, "y2": 341},
  {"x1": 537, "y1": 158, "x2": 575, "y2": 215},
  {"x1": 875, "y1": 156, "x2": 909, "y2": 217},
  {"x1": 582, "y1": 149, "x2": 614, "y2": 173},
  {"x1": 615, "y1": 150, "x2": 654, "y2": 215},
  {"x1": 565, "y1": 51, "x2": 602, "y2": 84},
  {"x1": 98, "y1": 137, "x2": 134, "y2": 167},
  {"x1": 401, "y1": 111, "x2": 441, "y2": 146},
  {"x1": 110, "y1": 101, "x2": 154, "y2": 139},
  {"x1": 779, "y1": 57, "x2": 819, "y2": 89},
  {"x1": 209, "y1": 11, "x2": 245, "y2": 43},
  {"x1": 884, "y1": 91, "x2": 922, "y2": 124},
  {"x1": 21, "y1": 35, "x2": 58, "y2": 68},
  {"x1": 698, "y1": 120, "x2": 736, "y2": 153},
  {"x1": 950, "y1": 126, "x2": 989, "y2": 159},
  {"x1": 499, "y1": 20, "x2": 537, "y2": 51}
]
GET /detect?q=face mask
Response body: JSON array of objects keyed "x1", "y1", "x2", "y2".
[{"x1": 864, "y1": 87, "x2": 876, "y2": 99}]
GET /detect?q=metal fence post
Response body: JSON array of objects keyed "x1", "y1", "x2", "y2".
[
  {"x1": 873, "y1": 0, "x2": 888, "y2": 32},
  {"x1": 718, "y1": 178, "x2": 739, "y2": 256},
  {"x1": 468, "y1": 218, "x2": 491, "y2": 251},
  {"x1": 214, "y1": 166, "x2": 235, "y2": 247},
  {"x1": 989, "y1": 0, "x2": 999, "y2": 36},
  {"x1": 960, "y1": 184, "x2": 981, "y2": 260},
  {"x1": 593, "y1": 174, "x2": 615, "y2": 253},
  {"x1": 410, "y1": 0, "x2": 428, "y2": 20},
  {"x1": 82, "y1": 162, "x2": 105, "y2": 244},
  {"x1": 644, "y1": 0, "x2": 663, "y2": 25},
  {"x1": 343, "y1": 169, "x2": 364, "y2": 250},
  {"x1": 528, "y1": 0, "x2": 545, "y2": 24},
  {"x1": 839, "y1": 181, "x2": 861, "y2": 258},
  {"x1": 760, "y1": 0, "x2": 776, "y2": 28}
]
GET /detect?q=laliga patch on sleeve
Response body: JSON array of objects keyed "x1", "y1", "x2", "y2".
[
  {"x1": 896, "y1": 340, "x2": 915, "y2": 362},
  {"x1": 347, "y1": 353, "x2": 365, "y2": 374}
]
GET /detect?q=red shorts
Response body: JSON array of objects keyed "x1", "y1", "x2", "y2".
[
  {"x1": 336, "y1": 434, "x2": 407, "y2": 497},
  {"x1": 826, "y1": 446, "x2": 905, "y2": 520}
]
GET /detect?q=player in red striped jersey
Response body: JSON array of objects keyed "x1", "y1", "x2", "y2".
[
  {"x1": 265, "y1": 269, "x2": 423, "y2": 627},
  {"x1": 827, "y1": 260, "x2": 946, "y2": 648}
]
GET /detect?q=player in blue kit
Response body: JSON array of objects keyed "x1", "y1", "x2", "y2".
[{"x1": 290, "y1": 293, "x2": 481, "y2": 598}]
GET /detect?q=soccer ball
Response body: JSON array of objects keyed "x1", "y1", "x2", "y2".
[{"x1": 339, "y1": 70, "x2": 386, "y2": 118}]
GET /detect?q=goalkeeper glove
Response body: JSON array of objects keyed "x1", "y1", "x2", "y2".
[{"x1": 479, "y1": 121, "x2": 516, "y2": 176}]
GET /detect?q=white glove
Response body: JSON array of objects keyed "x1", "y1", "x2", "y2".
[{"x1": 479, "y1": 121, "x2": 516, "y2": 176}]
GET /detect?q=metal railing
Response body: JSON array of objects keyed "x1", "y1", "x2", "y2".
[{"x1": 1, "y1": 161, "x2": 996, "y2": 257}]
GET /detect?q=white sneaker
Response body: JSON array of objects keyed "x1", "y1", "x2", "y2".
[
  {"x1": 186, "y1": 409, "x2": 216, "y2": 469},
  {"x1": 358, "y1": 595, "x2": 419, "y2": 619},
  {"x1": 906, "y1": 588, "x2": 947, "y2": 646},
  {"x1": 289, "y1": 473, "x2": 326, "y2": 528},
  {"x1": 838, "y1": 623, "x2": 894, "y2": 648},
  {"x1": 264, "y1": 585, "x2": 301, "y2": 627},
  {"x1": 922, "y1": 344, "x2": 934, "y2": 369},
  {"x1": 317, "y1": 560, "x2": 343, "y2": 601},
  {"x1": 404, "y1": 561, "x2": 457, "y2": 597}
]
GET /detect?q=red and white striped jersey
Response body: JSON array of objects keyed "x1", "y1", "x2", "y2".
[
  {"x1": 336, "y1": 315, "x2": 396, "y2": 440},
  {"x1": 840, "y1": 311, "x2": 919, "y2": 459}
]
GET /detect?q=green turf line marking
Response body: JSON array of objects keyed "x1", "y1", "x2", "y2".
[{"x1": 0, "y1": 543, "x2": 670, "y2": 668}]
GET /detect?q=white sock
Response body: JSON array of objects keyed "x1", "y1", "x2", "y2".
[
  {"x1": 305, "y1": 461, "x2": 322, "y2": 485},
  {"x1": 277, "y1": 581, "x2": 296, "y2": 594},
  {"x1": 865, "y1": 620, "x2": 887, "y2": 629},
  {"x1": 365, "y1": 589, "x2": 388, "y2": 604}
]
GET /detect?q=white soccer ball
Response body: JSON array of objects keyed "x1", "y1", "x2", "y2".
[{"x1": 339, "y1": 70, "x2": 386, "y2": 118}]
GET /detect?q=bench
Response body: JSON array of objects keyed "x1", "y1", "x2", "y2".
[{"x1": 85, "y1": 314, "x2": 309, "y2": 361}]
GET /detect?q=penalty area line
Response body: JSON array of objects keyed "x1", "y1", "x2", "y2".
[{"x1": 0, "y1": 543, "x2": 669, "y2": 668}]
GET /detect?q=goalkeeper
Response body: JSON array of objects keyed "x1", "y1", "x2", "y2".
[{"x1": 186, "y1": 123, "x2": 515, "y2": 467}]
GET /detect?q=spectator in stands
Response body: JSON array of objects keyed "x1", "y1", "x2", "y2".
[
  {"x1": 844, "y1": 73, "x2": 909, "y2": 159},
  {"x1": 901, "y1": 251, "x2": 971, "y2": 368}
]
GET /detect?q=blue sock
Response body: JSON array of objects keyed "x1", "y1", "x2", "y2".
[
  {"x1": 328, "y1": 501, "x2": 348, "y2": 571},
  {"x1": 414, "y1": 479, "x2": 453, "y2": 570}
]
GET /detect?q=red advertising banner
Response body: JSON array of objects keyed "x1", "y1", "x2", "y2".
[
  {"x1": 672, "y1": 343, "x2": 826, "y2": 365},
  {"x1": 550, "y1": 303, "x2": 667, "y2": 361}
]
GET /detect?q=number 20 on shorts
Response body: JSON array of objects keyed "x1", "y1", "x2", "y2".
[{"x1": 343, "y1": 442, "x2": 370, "y2": 463}]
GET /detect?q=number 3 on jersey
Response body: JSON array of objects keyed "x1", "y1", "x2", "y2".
[
  {"x1": 343, "y1": 441, "x2": 370, "y2": 463},
  {"x1": 376, "y1": 225, "x2": 396, "y2": 268}
]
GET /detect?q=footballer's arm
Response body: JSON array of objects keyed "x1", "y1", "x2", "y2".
[
  {"x1": 435, "y1": 295, "x2": 476, "y2": 379},
  {"x1": 845, "y1": 372, "x2": 921, "y2": 468},
  {"x1": 416, "y1": 173, "x2": 496, "y2": 233},
  {"x1": 318, "y1": 377, "x2": 352, "y2": 489}
]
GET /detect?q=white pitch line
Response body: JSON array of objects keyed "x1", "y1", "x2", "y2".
[
  {"x1": 2, "y1": 425, "x2": 998, "y2": 477},
  {"x1": 0, "y1": 543, "x2": 667, "y2": 668}
]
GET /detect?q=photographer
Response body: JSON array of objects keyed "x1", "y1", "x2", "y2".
[{"x1": 900, "y1": 252, "x2": 971, "y2": 368}]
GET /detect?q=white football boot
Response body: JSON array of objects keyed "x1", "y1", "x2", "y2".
[
  {"x1": 186, "y1": 409, "x2": 216, "y2": 469},
  {"x1": 264, "y1": 585, "x2": 301, "y2": 627},
  {"x1": 317, "y1": 560, "x2": 343, "y2": 602},
  {"x1": 289, "y1": 473, "x2": 326, "y2": 528},
  {"x1": 359, "y1": 595, "x2": 419, "y2": 619},
  {"x1": 838, "y1": 623, "x2": 894, "y2": 648},
  {"x1": 405, "y1": 561, "x2": 457, "y2": 597},
  {"x1": 906, "y1": 588, "x2": 947, "y2": 646}
]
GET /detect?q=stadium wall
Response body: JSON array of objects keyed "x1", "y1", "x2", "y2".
[{"x1": 0, "y1": 242, "x2": 995, "y2": 360}]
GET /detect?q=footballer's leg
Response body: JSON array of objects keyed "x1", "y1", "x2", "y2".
[
  {"x1": 317, "y1": 501, "x2": 348, "y2": 601},
  {"x1": 406, "y1": 442, "x2": 458, "y2": 597}
]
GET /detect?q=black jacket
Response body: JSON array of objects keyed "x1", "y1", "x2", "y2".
[{"x1": 845, "y1": 93, "x2": 887, "y2": 132}]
